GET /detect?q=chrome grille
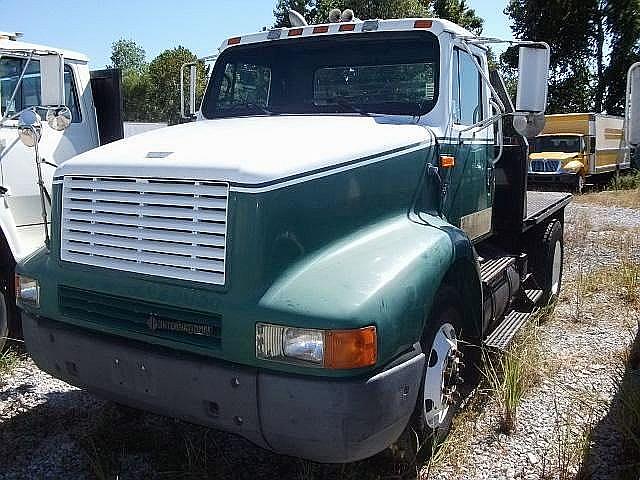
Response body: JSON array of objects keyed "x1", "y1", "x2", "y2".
[
  {"x1": 530, "y1": 160, "x2": 560, "y2": 173},
  {"x1": 60, "y1": 176, "x2": 229, "y2": 285}
]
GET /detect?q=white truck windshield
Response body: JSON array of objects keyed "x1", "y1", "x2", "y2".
[{"x1": 202, "y1": 31, "x2": 439, "y2": 118}]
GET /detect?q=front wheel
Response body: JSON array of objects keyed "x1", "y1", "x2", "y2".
[{"x1": 410, "y1": 287, "x2": 473, "y2": 455}]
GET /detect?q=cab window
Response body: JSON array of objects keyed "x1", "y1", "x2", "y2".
[
  {"x1": 0, "y1": 57, "x2": 81, "y2": 122},
  {"x1": 452, "y1": 49, "x2": 483, "y2": 125}
]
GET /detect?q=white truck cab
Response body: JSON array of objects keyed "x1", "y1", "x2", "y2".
[{"x1": 0, "y1": 31, "x2": 122, "y2": 348}]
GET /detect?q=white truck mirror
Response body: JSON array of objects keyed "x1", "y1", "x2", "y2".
[
  {"x1": 627, "y1": 62, "x2": 640, "y2": 147},
  {"x1": 516, "y1": 44, "x2": 550, "y2": 113},
  {"x1": 39, "y1": 54, "x2": 66, "y2": 106}
]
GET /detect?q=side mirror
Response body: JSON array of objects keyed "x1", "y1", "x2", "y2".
[
  {"x1": 46, "y1": 106, "x2": 72, "y2": 131},
  {"x1": 17, "y1": 110, "x2": 42, "y2": 147},
  {"x1": 516, "y1": 43, "x2": 550, "y2": 113},
  {"x1": 39, "y1": 54, "x2": 66, "y2": 107},
  {"x1": 627, "y1": 62, "x2": 640, "y2": 147}
]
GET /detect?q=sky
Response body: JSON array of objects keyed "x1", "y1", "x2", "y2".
[{"x1": 2, "y1": 0, "x2": 514, "y2": 67}]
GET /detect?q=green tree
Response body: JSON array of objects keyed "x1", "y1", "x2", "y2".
[
  {"x1": 504, "y1": 0, "x2": 595, "y2": 113},
  {"x1": 313, "y1": 0, "x2": 429, "y2": 22},
  {"x1": 147, "y1": 46, "x2": 207, "y2": 125},
  {"x1": 108, "y1": 39, "x2": 151, "y2": 121},
  {"x1": 274, "y1": 0, "x2": 318, "y2": 27},
  {"x1": 432, "y1": 0, "x2": 484, "y2": 35},
  {"x1": 108, "y1": 39, "x2": 146, "y2": 74},
  {"x1": 603, "y1": 0, "x2": 640, "y2": 114}
]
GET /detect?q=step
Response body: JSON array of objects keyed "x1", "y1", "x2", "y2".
[
  {"x1": 480, "y1": 256, "x2": 516, "y2": 284},
  {"x1": 524, "y1": 289, "x2": 544, "y2": 306},
  {"x1": 484, "y1": 310, "x2": 532, "y2": 351}
]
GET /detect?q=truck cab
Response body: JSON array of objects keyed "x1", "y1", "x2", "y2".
[
  {"x1": 0, "y1": 32, "x2": 122, "y2": 349},
  {"x1": 17, "y1": 16, "x2": 569, "y2": 463}
]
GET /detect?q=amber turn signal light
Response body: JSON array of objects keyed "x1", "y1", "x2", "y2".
[
  {"x1": 440, "y1": 155, "x2": 455, "y2": 168},
  {"x1": 325, "y1": 326, "x2": 377, "y2": 369},
  {"x1": 414, "y1": 20, "x2": 433, "y2": 29}
]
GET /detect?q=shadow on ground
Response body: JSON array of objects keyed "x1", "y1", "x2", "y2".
[
  {"x1": 0, "y1": 387, "x2": 422, "y2": 480},
  {"x1": 579, "y1": 325, "x2": 640, "y2": 480}
]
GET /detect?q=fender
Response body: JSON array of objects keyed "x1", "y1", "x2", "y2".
[{"x1": 259, "y1": 214, "x2": 455, "y2": 367}]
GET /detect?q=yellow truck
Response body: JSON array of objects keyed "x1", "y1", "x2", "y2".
[{"x1": 528, "y1": 113, "x2": 630, "y2": 192}]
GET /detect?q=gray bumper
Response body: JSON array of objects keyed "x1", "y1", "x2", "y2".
[{"x1": 23, "y1": 314, "x2": 424, "y2": 463}]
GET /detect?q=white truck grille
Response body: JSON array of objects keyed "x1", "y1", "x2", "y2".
[{"x1": 60, "y1": 176, "x2": 229, "y2": 285}]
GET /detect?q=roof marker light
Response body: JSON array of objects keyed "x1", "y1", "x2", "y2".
[
  {"x1": 362, "y1": 20, "x2": 379, "y2": 32},
  {"x1": 288, "y1": 28, "x2": 304, "y2": 36},
  {"x1": 414, "y1": 20, "x2": 432, "y2": 29},
  {"x1": 227, "y1": 37, "x2": 241, "y2": 46},
  {"x1": 339, "y1": 23, "x2": 356, "y2": 32},
  {"x1": 313, "y1": 25, "x2": 329, "y2": 34}
]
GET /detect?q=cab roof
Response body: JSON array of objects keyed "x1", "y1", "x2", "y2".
[
  {"x1": 0, "y1": 37, "x2": 88, "y2": 62},
  {"x1": 218, "y1": 18, "x2": 475, "y2": 52}
]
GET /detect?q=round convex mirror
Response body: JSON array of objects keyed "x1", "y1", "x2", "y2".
[
  {"x1": 46, "y1": 106, "x2": 72, "y2": 131},
  {"x1": 17, "y1": 110, "x2": 42, "y2": 148}
]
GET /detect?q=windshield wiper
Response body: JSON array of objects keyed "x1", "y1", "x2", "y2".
[{"x1": 333, "y1": 96, "x2": 371, "y2": 117}]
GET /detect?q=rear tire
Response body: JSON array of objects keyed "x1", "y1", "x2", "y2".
[
  {"x1": 531, "y1": 219, "x2": 564, "y2": 305},
  {"x1": 0, "y1": 289, "x2": 7, "y2": 352}
]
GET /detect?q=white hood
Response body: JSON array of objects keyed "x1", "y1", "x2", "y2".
[{"x1": 57, "y1": 116, "x2": 432, "y2": 185}]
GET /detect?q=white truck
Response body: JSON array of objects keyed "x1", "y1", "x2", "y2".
[{"x1": 0, "y1": 31, "x2": 122, "y2": 349}]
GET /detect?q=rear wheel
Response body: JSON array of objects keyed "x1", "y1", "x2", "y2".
[
  {"x1": 531, "y1": 219, "x2": 564, "y2": 305},
  {"x1": 0, "y1": 288, "x2": 7, "y2": 352}
]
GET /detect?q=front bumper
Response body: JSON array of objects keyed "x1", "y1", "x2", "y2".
[
  {"x1": 528, "y1": 172, "x2": 580, "y2": 186},
  {"x1": 23, "y1": 313, "x2": 423, "y2": 463}
]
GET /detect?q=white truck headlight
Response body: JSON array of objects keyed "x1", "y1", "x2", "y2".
[
  {"x1": 256, "y1": 322, "x2": 377, "y2": 369},
  {"x1": 15, "y1": 274, "x2": 39, "y2": 307}
]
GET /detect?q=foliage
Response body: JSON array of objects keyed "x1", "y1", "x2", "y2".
[
  {"x1": 432, "y1": 0, "x2": 483, "y2": 35},
  {"x1": 108, "y1": 39, "x2": 146, "y2": 74},
  {"x1": 273, "y1": 0, "x2": 319, "y2": 27},
  {"x1": 108, "y1": 39, "x2": 152, "y2": 122},
  {"x1": 504, "y1": 0, "x2": 640, "y2": 115},
  {"x1": 147, "y1": 46, "x2": 207, "y2": 125}
]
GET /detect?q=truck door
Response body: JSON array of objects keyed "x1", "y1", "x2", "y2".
[
  {"x1": 0, "y1": 57, "x2": 90, "y2": 253},
  {"x1": 442, "y1": 47, "x2": 493, "y2": 241},
  {"x1": 90, "y1": 68, "x2": 124, "y2": 145}
]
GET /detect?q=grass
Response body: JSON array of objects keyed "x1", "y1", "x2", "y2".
[
  {"x1": 541, "y1": 398, "x2": 596, "y2": 480},
  {"x1": 482, "y1": 322, "x2": 542, "y2": 434},
  {"x1": 608, "y1": 169, "x2": 640, "y2": 191},
  {"x1": 0, "y1": 348, "x2": 20, "y2": 383}
]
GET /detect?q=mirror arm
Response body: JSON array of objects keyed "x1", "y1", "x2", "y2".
[
  {"x1": 32, "y1": 135, "x2": 50, "y2": 248},
  {"x1": 0, "y1": 51, "x2": 34, "y2": 126}
]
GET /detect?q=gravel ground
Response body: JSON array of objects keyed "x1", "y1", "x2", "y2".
[{"x1": 1, "y1": 198, "x2": 639, "y2": 480}]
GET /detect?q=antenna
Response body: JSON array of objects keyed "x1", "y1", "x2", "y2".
[{"x1": 289, "y1": 10, "x2": 308, "y2": 27}]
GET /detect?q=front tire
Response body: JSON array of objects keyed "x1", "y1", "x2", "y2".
[{"x1": 410, "y1": 287, "x2": 472, "y2": 456}]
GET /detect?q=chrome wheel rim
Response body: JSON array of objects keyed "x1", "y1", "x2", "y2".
[
  {"x1": 551, "y1": 240, "x2": 562, "y2": 295},
  {"x1": 423, "y1": 323, "x2": 461, "y2": 429}
]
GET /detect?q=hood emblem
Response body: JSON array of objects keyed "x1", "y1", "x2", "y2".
[
  {"x1": 146, "y1": 151, "x2": 174, "y2": 159},
  {"x1": 147, "y1": 313, "x2": 214, "y2": 337}
]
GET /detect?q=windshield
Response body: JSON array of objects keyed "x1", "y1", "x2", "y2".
[
  {"x1": 532, "y1": 135, "x2": 583, "y2": 153},
  {"x1": 202, "y1": 31, "x2": 439, "y2": 118}
]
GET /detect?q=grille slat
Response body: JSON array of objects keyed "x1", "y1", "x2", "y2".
[
  {"x1": 61, "y1": 176, "x2": 229, "y2": 285},
  {"x1": 65, "y1": 199, "x2": 226, "y2": 222}
]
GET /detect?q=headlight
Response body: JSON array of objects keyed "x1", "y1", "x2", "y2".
[
  {"x1": 256, "y1": 323, "x2": 377, "y2": 369},
  {"x1": 15, "y1": 274, "x2": 39, "y2": 307}
]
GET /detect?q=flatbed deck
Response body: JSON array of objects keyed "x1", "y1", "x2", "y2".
[{"x1": 523, "y1": 191, "x2": 572, "y2": 231}]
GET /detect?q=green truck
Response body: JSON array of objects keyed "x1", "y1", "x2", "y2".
[{"x1": 16, "y1": 14, "x2": 572, "y2": 462}]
